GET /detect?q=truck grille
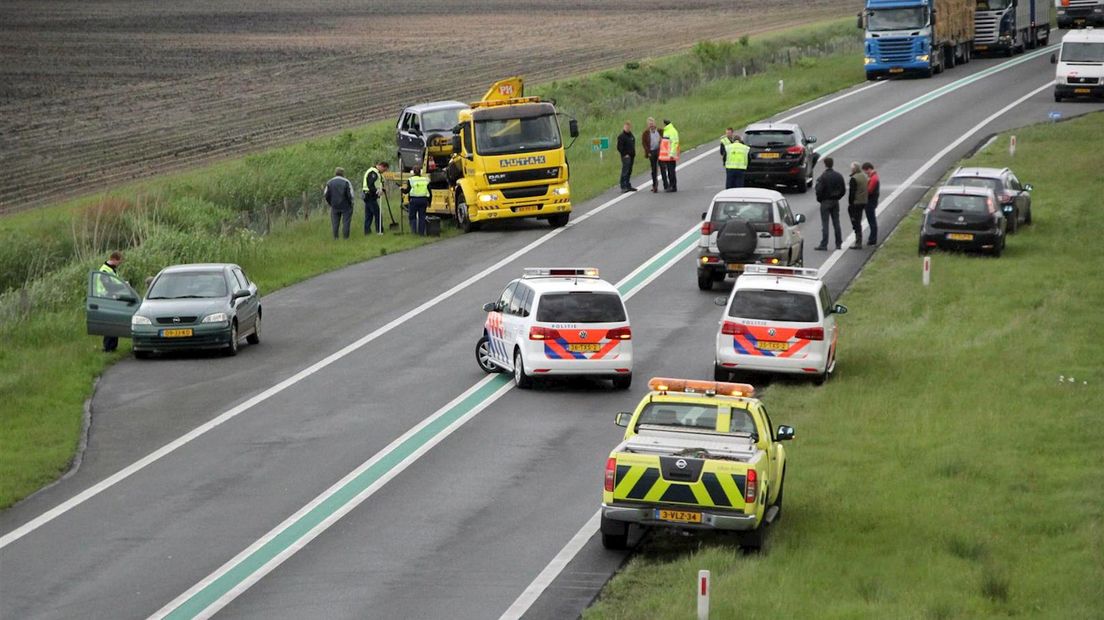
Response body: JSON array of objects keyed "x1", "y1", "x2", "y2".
[
  {"x1": 156, "y1": 316, "x2": 198, "y2": 325},
  {"x1": 874, "y1": 37, "x2": 914, "y2": 64},
  {"x1": 501, "y1": 185, "x2": 548, "y2": 199},
  {"x1": 1068, "y1": 77, "x2": 1100, "y2": 85},
  {"x1": 1066, "y1": 0, "x2": 1098, "y2": 7},
  {"x1": 974, "y1": 12, "x2": 999, "y2": 45},
  {"x1": 485, "y1": 167, "x2": 560, "y2": 185}
]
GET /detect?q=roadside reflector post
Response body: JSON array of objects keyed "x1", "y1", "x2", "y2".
[
  {"x1": 922, "y1": 255, "x2": 931, "y2": 287},
  {"x1": 778, "y1": 79, "x2": 784, "y2": 95},
  {"x1": 697, "y1": 569, "x2": 710, "y2": 620},
  {"x1": 1009, "y1": 135, "x2": 1016, "y2": 157}
]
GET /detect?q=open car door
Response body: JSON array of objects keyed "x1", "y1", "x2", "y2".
[{"x1": 86, "y1": 270, "x2": 139, "y2": 337}]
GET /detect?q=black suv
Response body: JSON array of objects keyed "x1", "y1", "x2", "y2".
[
  {"x1": 946, "y1": 167, "x2": 1033, "y2": 233},
  {"x1": 742, "y1": 122, "x2": 819, "y2": 193}
]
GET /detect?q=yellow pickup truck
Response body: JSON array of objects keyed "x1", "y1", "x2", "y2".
[{"x1": 601, "y1": 377, "x2": 794, "y2": 551}]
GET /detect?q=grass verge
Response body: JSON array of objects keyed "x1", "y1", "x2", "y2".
[
  {"x1": 584, "y1": 113, "x2": 1104, "y2": 619},
  {"x1": 0, "y1": 19, "x2": 862, "y2": 508}
]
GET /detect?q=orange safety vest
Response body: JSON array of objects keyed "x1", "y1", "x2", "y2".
[{"x1": 658, "y1": 138, "x2": 677, "y2": 162}]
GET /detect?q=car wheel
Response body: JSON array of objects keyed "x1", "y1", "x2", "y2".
[
  {"x1": 992, "y1": 236, "x2": 1005, "y2": 258},
  {"x1": 1008, "y1": 212, "x2": 1019, "y2": 234},
  {"x1": 612, "y1": 374, "x2": 632, "y2": 390},
  {"x1": 601, "y1": 515, "x2": 629, "y2": 550},
  {"x1": 224, "y1": 321, "x2": 239, "y2": 357},
  {"x1": 772, "y1": 470, "x2": 785, "y2": 521},
  {"x1": 548, "y1": 213, "x2": 570, "y2": 228},
  {"x1": 714, "y1": 365, "x2": 730, "y2": 382},
  {"x1": 738, "y1": 523, "x2": 767, "y2": 552},
  {"x1": 696, "y1": 270, "x2": 714, "y2": 291},
  {"x1": 246, "y1": 313, "x2": 261, "y2": 345},
  {"x1": 476, "y1": 336, "x2": 499, "y2": 373},
  {"x1": 1054, "y1": 93, "x2": 1062, "y2": 103},
  {"x1": 795, "y1": 179, "x2": 808, "y2": 194},
  {"x1": 1024, "y1": 207, "x2": 1032, "y2": 225},
  {"x1": 793, "y1": 242, "x2": 805, "y2": 267},
  {"x1": 918, "y1": 240, "x2": 930, "y2": 256},
  {"x1": 513, "y1": 349, "x2": 533, "y2": 389}
]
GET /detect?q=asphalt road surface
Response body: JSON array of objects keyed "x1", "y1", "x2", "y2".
[{"x1": 2, "y1": 44, "x2": 1101, "y2": 620}]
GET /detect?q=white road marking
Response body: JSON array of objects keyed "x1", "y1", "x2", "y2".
[
  {"x1": 775, "y1": 81, "x2": 886, "y2": 123},
  {"x1": 502, "y1": 78, "x2": 1057, "y2": 620}
]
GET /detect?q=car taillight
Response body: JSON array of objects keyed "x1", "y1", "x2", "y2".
[
  {"x1": 529, "y1": 326, "x2": 562, "y2": 340},
  {"x1": 745, "y1": 468, "x2": 758, "y2": 504},
  {"x1": 786, "y1": 145, "x2": 804, "y2": 156},
  {"x1": 771, "y1": 223, "x2": 784, "y2": 237},
  {"x1": 721, "y1": 321, "x2": 748, "y2": 335},
  {"x1": 605, "y1": 457, "x2": 617, "y2": 492},
  {"x1": 607, "y1": 326, "x2": 632, "y2": 340},
  {"x1": 795, "y1": 327, "x2": 824, "y2": 341},
  {"x1": 701, "y1": 221, "x2": 714, "y2": 235},
  {"x1": 987, "y1": 198, "x2": 997, "y2": 215}
]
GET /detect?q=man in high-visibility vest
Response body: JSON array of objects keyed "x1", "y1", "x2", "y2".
[
  {"x1": 721, "y1": 129, "x2": 750, "y2": 189},
  {"x1": 658, "y1": 119, "x2": 679, "y2": 192},
  {"x1": 96, "y1": 251, "x2": 125, "y2": 352},
  {"x1": 362, "y1": 161, "x2": 390, "y2": 236},
  {"x1": 402, "y1": 167, "x2": 431, "y2": 235}
]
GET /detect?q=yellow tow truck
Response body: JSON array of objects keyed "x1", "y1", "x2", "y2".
[
  {"x1": 601, "y1": 377, "x2": 794, "y2": 551},
  {"x1": 386, "y1": 78, "x2": 579, "y2": 232}
]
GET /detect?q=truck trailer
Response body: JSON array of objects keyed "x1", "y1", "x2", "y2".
[
  {"x1": 974, "y1": 0, "x2": 1052, "y2": 56},
  {"x1": 861, "y1": 0, "x2": 976, "y2": 79}
]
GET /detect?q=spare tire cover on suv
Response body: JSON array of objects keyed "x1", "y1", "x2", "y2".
[{"x1": 717, "y1": 219, "x2": 759, "y2": 261}]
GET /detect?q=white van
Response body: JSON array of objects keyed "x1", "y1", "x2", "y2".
[{"x1": 1052, "y1": 28, "x2": 1104, "y2": 102}]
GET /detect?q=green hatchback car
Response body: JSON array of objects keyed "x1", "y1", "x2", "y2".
[{"x1": 86, "y1": 263, "x2": 262, "y2": 358}]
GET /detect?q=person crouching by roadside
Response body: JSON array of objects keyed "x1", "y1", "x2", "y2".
[
  {"x1": 862, "y1": 162, "x2": 880, "y2": 246},
  {"x1": 324, "y1": 167, "x2": 355, "y2": 239},
  {"x1": 847, "y1": 162, "x2": 869, "y2": 250}
]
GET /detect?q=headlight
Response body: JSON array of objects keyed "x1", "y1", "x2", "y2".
[
  {"x1": 916, "y1": 55, "x2": 929, "y2": 62},
  {"x1": 864, "y1": 57, "x2": 875, "y2": 65},
  {"x1": 478, "y1": 193, "x2": 497, "y2": 203},
  {"x1": 553, "y1": 187, "x2": 569, "y2": 196},
  {"x1": 131, "y1": 315, "x2": 152, "y2": 326},
  {"x1": 201, "y1": 312, "x2": 229, "y2": 323}
]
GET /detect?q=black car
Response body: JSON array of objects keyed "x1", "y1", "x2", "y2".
[
  {"x1": 919, "y1": 186, "x2": 1007, "y2": 257},
  {"x1": 742, "y1": 122, "x2": 819, "y2": 193},
  {"x1": 396, "y1": 101, "x2": 469, "y2": 176},
  {"x1": 946, "y1": 166, "x2": 1033, "y2": 233}
]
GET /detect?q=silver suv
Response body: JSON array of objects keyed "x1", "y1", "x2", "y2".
[
  {"x1": 697, "y1": 187, "x2": 806, "y2": 290},
  {"x1": 945, "y1": 167, "x2": 1033, "y2": 233}
]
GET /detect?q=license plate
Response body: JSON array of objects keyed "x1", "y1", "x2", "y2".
[
  {"x1": 656, "y1": 509, "x2": 702, "y2": 523},
  {"x1": 975, "y1": 45, "x2": 988, "y2": 50},
  {"x1": 1075, "y1": 88, "x2": 1091, "y2": 94},
  {"x1": 515, "y1": 206, "x2": 539, "y2": 213},
  {"x1": 726, "y1": 263, "x2": 745, "y2": 272},
  {"x1": 758, "y1": 152, "x2": 780, "y2": 159},
  {"x1": 161, "y1": 328, "x2": 193, "y2": 338},
  {"x1": 947, "y1": 233, "x2": 974, "y2": 241},
  {"x1": 889, "y1": 67, "x2": 905, "y2": 74},
  {"x1": 757, "y1": 341, "x2": 790, "y2": 351},
  {"x1": 567, "y1": 343, "x2": 601, "y2": 353}
]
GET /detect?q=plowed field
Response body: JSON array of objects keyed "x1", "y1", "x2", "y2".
[{"x1": 0, "y1": 0, "x2": 852, "y2": 213}]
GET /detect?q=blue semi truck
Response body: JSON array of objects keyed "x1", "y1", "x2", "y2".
[{"x1": 859, "y1": 0, "x2": 976, "y2": 79}]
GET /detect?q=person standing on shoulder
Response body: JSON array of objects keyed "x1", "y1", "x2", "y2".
[
  {"x1": 847, "y1": 162, "x2": 869, "y2": 250},
  {"x1": 862, "y1": 162, "x2": 880, "y2": 246},
  {"x1": 616, "y1": 121, "x2": 637, "y2": 193},
  {"x1": 362, "y1": 161, "x2": 390, "y2": 236},
  {"x1": 97, "y1": 251, "x2": 125, "y2": 352},
  {"x1": 324, "y1": 167, "x2": 355, "y2": 240},
  {"x1": 721, "y1": 130, "x2": 750, "y2": 189},
  {"x1": 402, "y1": 166, "x2": 431, "y2": 235},
  {"x1": 813, "y1": 157, "x2": 846, "y2": 251},
  {"x1": 659, "y1": 119, "x2": 679, "y2": 192},
  {"x1": 641, "y1": 117, "x2": 662, "y2": 193}
]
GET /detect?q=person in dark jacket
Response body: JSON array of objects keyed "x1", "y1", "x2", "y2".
[
  {"x1": 813, "y1": 157, "x2": 847, "y2": 251},
  {"x1": 862, "y1": 162, "x2": 880, "y2": 245},
  {"x1": 362, "y1": 161, "x2": 390, "y2": 236},
  {"x1": 847, "y1": 162, "x2": 869, "y2": 250},
  {"x1": 324, "y1": 167, "x2": 355, "y2": 239},
  {"x1": 616, "y1": 121, "x2": 637, "y2": 193},
  {"x1": 640, "y1": 117, "x2": 662, "y2": 193}
]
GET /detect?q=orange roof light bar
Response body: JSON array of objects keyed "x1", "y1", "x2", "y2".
[{"x1": 647, "y1": 377, "x2": 755, "y2": 397}]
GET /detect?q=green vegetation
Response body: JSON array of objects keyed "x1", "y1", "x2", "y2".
[
  {"x1": 0, "y1": 19, "x2": 862, "y2": 508},
  {"x1": 585, "y1": 113, "x2": 1104, "y2": 619}
]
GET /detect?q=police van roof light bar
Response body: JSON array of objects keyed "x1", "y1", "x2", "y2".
[
  {"x1": 523, "y1": 267, "x2": 600, "y2": 279},
  {"x1": 742, "y1": 264, "x2": 820, "y2": 279}
]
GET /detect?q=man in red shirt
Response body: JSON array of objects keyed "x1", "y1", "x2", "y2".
[{"x1": 862, "y1": 162, "x2": 880, "y2": 246}]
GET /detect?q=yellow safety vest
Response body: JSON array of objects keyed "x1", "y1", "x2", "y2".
[
  {"x1": 95, "y1": 262, "x2": 117, "y2": 297},
  {"x1": 362, "y1": 167, "x2": 380, "y2": 194},
  {"x1": 660, "y1": 125, "x2": 680, "y2": 162},
  {"x1": 408, "y1": 175, "x2": 430, "y2": 198},
  {"x1": 725, "y1": 141, "x2": 750, "y2": 170}
]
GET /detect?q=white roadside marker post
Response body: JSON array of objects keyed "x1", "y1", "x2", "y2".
[
  {"x1": 778, "y1": 79, "x2": 784, "y2": 95},
  {"x1": 923, "y1": 255, "x2": 931, "y2": 286},
  {"x1": 697, "y1": 570, "x2": 711, "y2": 620},
  {"x1": 1009, "y1": 135, "x2": 1017, "y2": 157}
]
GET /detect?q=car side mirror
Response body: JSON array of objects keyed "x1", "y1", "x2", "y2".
[
  {"x1": 482, "y1": 302, "x2": 497, "y2": 312},
  {"x1": 233, "y1": 289, "x2": 251, "y2": 300},
  {"x1": 832, "y1": 303, "x2": 848, "y2": 315},
  {"x1": 713, "y1": 296, "x2": 727, "y2": 307},
  {"x1": 569, "y1": 119, "x2": 580, "y2": 139},
  {"x1": 701, "y1": 211, "x2": 707, "y2": 221},
  {"x1": 795, "y1": 213, "x2": 807, "y2": 224},
  {"x1": 119, "y1": 293, "x2": 138, "y2": 304},
  {"x1": 1023, "y1": 183, "x2": 1033, "y2": 192},
  {"x1": 1050, "y1": 53, "x2": 1057, "y2": 65},
  {"x1": 451, "y1": 135, "x2": 461, "y2": 153},
  {"x1": 776, "y1": 425, "x2": 795, "y2": 441},
  {"x1": 614, "y1": 412, "x2": 632, "y2": 427},
  {"x1": 805, "y1": 136, "x2": 818, "y2": 144}
]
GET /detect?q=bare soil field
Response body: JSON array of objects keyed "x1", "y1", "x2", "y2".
[{"x1": 0, "y1": 0, "x2": 852, "y2": 213}]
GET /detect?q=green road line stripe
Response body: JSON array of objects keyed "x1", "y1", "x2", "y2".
[{"x1": 618, "y1": 230, "x2": 699, "y2": 296}]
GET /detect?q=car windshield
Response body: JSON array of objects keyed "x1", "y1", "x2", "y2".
[
  {"x1": 1061, "y1": 42, "x2": 1104, "y2": 63},
  {"x1": 147, "y1": 272, "x2": 228, "y2": 299},
  {"x1": 744, "y1": 131, "x2": 796, "y2": 147},
  {"x1": 422, "y1": 107, "x2": 464, "y2": 132},
  {"x1": 475, "y1": 114, "x2": 561, "y2": 155},
  {"x1": 949, "y1": 177, "x2": 1002, "y2": 194},
  {"x1": 976, "y1": 0, "x2": 1011, "y2": 9},
  {"x1": 729, "y1": 290, "x2": 819, "y2": 322},
  {"x1": 711, "y1": 200, "x2": 772, "y2": 223},
  {"x1": 636, "y1": 403, "x2": 757, "y2": 435},
  {"x1": 867, "y1": 7, "x2": 928, "y2": 30},
  {"x1": 937, "y1": 194, "x2": 990, "y2": 214},
  {"x1": 535, "y1": 292, "x2": 626, "y2": 323}
]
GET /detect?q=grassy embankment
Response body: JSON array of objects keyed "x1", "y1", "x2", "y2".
[
  {"x1": 0, "y1": 19, "x2": 862, "y2": 508},
  {"x1": 585, "y1": 113, "x2": 1104, "y2": 619}
]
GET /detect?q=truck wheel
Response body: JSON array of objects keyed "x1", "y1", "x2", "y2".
[
  {"x1": 945, "y1": 47, "x2": 956, "y2": 69},
  {"x1": 548, "y1": 213, "x2": 570, "y2": 228},
  {"x1": 600, "y1": 515, "x2": 629, "y2": 550},
  {"x1": 697, "y1": 270, "x2": 714, "y2": 291},
  {"x1": 456, "y1": 198, "x2": 480, "y2": 233},
  {"x1": 513, "y1": 349, "x2": 533, "y2": 389},
  {"x1": 476, "y1": 336, "x2": 499, "y2": 374},
  {"x1": 612, "y1": 374, "x2": 632, "y2": 390}
]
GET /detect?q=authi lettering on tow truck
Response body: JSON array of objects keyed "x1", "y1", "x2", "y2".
[{"x1": 499, "y1": 155, "x2": 547, "y2": 168}]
